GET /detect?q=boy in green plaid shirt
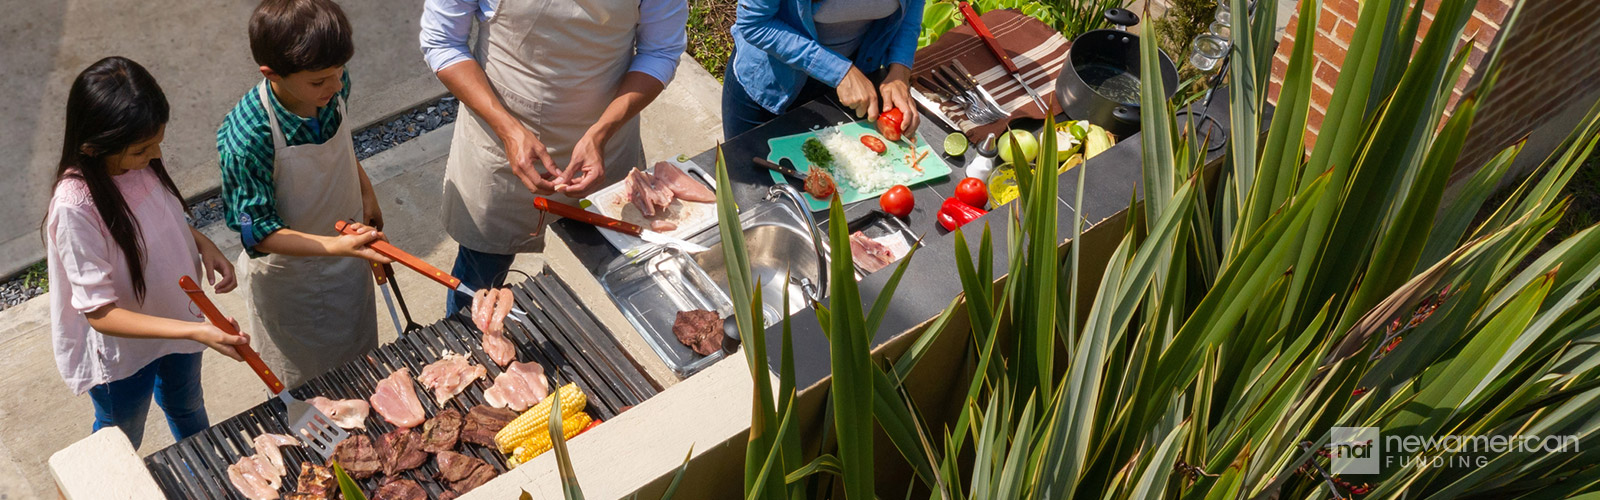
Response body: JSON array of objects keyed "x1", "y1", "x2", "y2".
[{"x1": 215, "y1": 0, "x2": 391, "y2": 386}]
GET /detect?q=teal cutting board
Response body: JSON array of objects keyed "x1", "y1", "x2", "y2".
[{"x1": 766, "y1": 121, "x2": 949, "y2": 211}]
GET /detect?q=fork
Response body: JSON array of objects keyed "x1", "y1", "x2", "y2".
[
  {"x1": 931, "y1": 67, "x2": 1005, "y2": 124},
  {"x1": 937, "y1": 65, "x2": 1007, "y2": 124}
]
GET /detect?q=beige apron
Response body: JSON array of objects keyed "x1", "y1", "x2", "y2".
[
  {"x1": 237, "y1": 81, "x2": 379, "y2": 387},
  {"x1": 441, "y1": 0, "x2": 645, "y2": 255}
]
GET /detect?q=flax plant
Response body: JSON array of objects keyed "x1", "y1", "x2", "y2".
[{"x1": 549, "y1": 0, "x2": 1600, "y2": 498}]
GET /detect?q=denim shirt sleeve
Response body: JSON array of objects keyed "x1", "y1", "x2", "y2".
[
  {"x1": 885, "y1": 0, "x2": 924, "y2": 68},
  {"x1": 733, "y1": 0, "x2": 852, "y2": 86}
]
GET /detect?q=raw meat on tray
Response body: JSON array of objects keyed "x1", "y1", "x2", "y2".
[
  {"x1": 849, "y1": 231, "x2": 897, "y2": 274},
  {"x1": 673, "y1": 309, "x2": 725, "y2": 356}
]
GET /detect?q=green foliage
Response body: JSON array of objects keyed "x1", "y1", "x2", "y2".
[
  {"x1": 686, "y1": 0, "x2": 735, "y2": 82},
  {"x1": 920, "y1": 0, "x2": 1128, "y2": 47}
]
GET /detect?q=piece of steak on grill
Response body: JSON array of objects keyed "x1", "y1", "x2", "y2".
[
  {"x1": 673, "y1": 309, "x2": 724, "y2": 356},
  {"x1": 331, "y1": 434, "x2": 381, "y2": 479},
  {"x1": 292, "y1": 462, "x2": 336, "y2": 500},
  {"x1": 380, "y1": 428, "x2": 430, "y2": 476},
  {"x1": 371, "y1": 477, "x2": 426, "y2": 500},
  {"x1": 461, "y1": 405, "x2": 519, "y2": 447},
  {"x1": 421, "y1": 408, "x2": 464, "y2": 453},
  {"x1": 436, "y1": 450, "x2": 499, "y2": 497}
]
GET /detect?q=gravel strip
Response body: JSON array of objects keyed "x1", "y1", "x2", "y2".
[{"x1": 0, "y1": 96, "x2": 461, "y2": 311}]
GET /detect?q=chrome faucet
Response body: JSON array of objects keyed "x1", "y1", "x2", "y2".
[{"x1": 765, "y1": 184, "x2": 829, "y2": 305}]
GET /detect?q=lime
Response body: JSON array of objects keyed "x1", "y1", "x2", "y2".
[
  {"x1": 987, "y1": 163, "x2": 1020, "y2": 207},
  {"x1": 943, "y1": 132, "x2": 969, "y2": 156}
]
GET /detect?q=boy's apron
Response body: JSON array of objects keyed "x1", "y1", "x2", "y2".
[
  {"x1": 237, "y1": 81, "x2": 379, "y2": 387},
  {"x1": 441, "y1": 0, "x2": 644, "y2": 255}
]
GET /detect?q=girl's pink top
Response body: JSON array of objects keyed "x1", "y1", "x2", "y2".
[{"x1": 46, "y1": 167, "x2": 206, "y2": 394}]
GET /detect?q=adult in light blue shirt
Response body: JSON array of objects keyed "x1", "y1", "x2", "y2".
[
  {"x1": 723, "y1": 0, "x2": 925, "y2": 138},
  {"x1": 419, "y1": 0, "x2": 688, "y2": 315}
]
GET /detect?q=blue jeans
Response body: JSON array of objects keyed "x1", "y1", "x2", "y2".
[
  {"x1": 446, "y1": 245, "x2": 517, "y2": 316},
  {"x1": 88, "y1": 351, "x2": 208, "y2": 449},
  {"x1": 722, "y1": 52, "x2": 836, "y2": 139}
]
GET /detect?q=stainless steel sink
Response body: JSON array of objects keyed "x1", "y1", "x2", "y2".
[{"x1": 693, "y1": 220, "x2": 825, "y2": 321}]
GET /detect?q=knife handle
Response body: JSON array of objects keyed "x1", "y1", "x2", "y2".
[
  {"x1": 334, "y1": 220, "x2": 462, "y2": 290},
  {"x1": 753, "y1": 157, "x2": 806, "y2": 181},
  {"x1": 533, "y1": 196, "x2": 645, "y2": 237},
  {"x1": 178, "y1": 276, "x2": 284, "y2": 394},
  {"x1": 958, "y1": 2, "x2": 1020, "y2": 74},
  {"x1": 368, "y1": 261, "x2": 389, "y2": 285}
]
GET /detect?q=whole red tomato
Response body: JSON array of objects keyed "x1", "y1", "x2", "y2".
[
  {"x1": 876, "y1": 108, "x2": 905, "y2": 142},
  {"x1": 879, "y1": 185, "x2": 914, "y2": 218},
  {"x1": 955, "y1": 177, "x2": 988, "y2": 209}
]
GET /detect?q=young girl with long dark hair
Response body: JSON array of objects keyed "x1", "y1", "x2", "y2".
[{"x1": 45, "y1": 56, "x2": 248, "y2": 448}]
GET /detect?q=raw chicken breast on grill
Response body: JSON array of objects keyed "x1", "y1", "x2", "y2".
[
  {"x1": 482, "y1": 361, "x2": 550, "y2": 411},
  {"x1": 307, "y1": 396, "x2": 369, "y2": 430},
  {"x1": 417, "y1": 352, "x2": 487, "y2": 404},
  {"x1": 371, "y1": 367, "x2": 426, "y2": 429}
]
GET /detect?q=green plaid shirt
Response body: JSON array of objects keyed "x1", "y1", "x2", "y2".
[{"x1": 217, "y1": 71, "x2": 352, "y2": 257}]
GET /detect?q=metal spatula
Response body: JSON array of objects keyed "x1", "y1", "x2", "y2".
[{"x1": 178, "y1": 276, "x2": 348, "y2": 458}]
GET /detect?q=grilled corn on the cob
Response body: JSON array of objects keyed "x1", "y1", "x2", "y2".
[
  {"x1": 494, "y1": 383, "x2": 587, "y2": 453},
  {"x1": 507, "y1": 411, "x2": 592, "y2": 466}
]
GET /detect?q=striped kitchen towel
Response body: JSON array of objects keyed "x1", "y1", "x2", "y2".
[{"x1": 913, "y1": 9, "x2": 1071, "y2": 141}]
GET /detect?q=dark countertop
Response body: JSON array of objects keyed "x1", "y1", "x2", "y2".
[{"x1": 552, "y1": 91, "x2": 1237, "y2": 389}]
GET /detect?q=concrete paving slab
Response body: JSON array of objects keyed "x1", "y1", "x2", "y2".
[
  {"x1": 0, "y1": 0, "x2": 444, "y2": 279},
  {"x1": 1, "y1": 52, "x2": 722, "y2": 499}
]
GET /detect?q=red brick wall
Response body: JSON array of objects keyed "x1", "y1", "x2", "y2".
[
  {"x1": 1266, "y1": 0, "x2": 1511, "y2": 149},
  {"x1": 1453, "y1": 0, "x2": 1600, "y2": 174}
]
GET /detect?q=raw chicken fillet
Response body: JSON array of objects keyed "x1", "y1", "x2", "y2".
[
  {"x1": 306, "y1": 396, "x2": 369, "y2": 430},
  {"x1": 417, "y1": 352, "x2": 487, "y2": 404},
  {"x1": 371, "y1": 367, "x2": 427, "y2": 429},
  {"x1": 482, "y1": 361, "x2": 551, "y2": 411}
]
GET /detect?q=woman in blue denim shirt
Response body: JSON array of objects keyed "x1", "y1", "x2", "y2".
[{"x1": 723, "y1": 0, "x2": 926, "y2": 139}]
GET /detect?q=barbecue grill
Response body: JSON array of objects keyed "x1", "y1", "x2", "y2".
[{"x1": 144, "y1": 268, "x2": 658, "y2": 499}]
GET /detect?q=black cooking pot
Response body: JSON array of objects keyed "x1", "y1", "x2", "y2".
[{"x1": 1055, "y1": 9, "x2": 1180, "y2": 137}]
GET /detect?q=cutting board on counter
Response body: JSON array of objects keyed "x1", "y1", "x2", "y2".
[
  {"x1": 766, "y1": 121, "x2": 948, "y2": 211},
  {"x1": 583, "y1": 159, "x2": 718, "y2": 253}
]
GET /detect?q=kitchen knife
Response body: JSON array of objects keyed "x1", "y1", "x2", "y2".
[
  {"x1": 533, "y1": 196, "x2": 710, "y2": 253},
  {"x1": 332, "y1": 220, "x2": 529, "y2": 320},
  {"x1": 957, "y1": 2, "x2": 1052, "y2": 115},
  {"x1": 369, "y1": 262, "x2": 406, "y2": 335},
  {"x1": 752, "y1": 156, "x2": 806, "y2": 182}
]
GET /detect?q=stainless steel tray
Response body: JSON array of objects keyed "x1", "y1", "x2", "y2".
[{"x1": 600, "y1": 245, "x2": 736, "y2": 377}]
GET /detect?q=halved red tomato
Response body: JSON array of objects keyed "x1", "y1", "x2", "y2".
[
  {"x1": 876, "y1": 108, "x2": 905, "y2": 142},
  {"x1": 860, "y1": 134, "x2": 887, "y2": 154}
]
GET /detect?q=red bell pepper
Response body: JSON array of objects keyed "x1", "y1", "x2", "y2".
[{"x1": 937, "y1": 197, "x2": 987, "y2": 231}]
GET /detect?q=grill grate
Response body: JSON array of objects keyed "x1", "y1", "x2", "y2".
[{"x1": 145, "y1": 269, "x2": 658, "y2": 499}]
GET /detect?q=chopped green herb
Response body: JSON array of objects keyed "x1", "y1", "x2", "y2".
[{"x1": 802, "y1": 137, "x2": 835, "y2": 168}]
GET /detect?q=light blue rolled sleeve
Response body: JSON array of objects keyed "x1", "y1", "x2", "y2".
[
  {"x1": 420, "y1": 0, "x2": 686, "y2": 83},
  {"x1": 418, "y1": 0, "x2": 486, "y2": 72},
  {"x1": 630, "y1": 0, "x2": 689, "y2": 85},
  {"x1": 733, "y1": 0, "x2": 853, "y2": 86}
]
